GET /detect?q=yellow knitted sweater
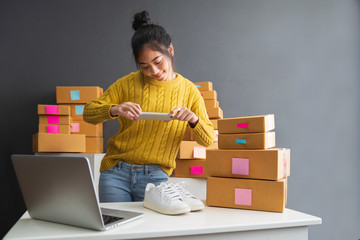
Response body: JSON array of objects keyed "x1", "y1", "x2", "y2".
[{"x1": 83, "y1": 70, "x2": 215, "y2": 175}]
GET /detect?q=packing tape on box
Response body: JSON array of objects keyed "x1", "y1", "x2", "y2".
[
  {"x1": 282, "y1": 148, "x2": 287, "y2": 177},
  {"x1": 47, "y1": 116, "x2": 60, "y2": 124},
  {"x1": 190, "y1": 166, "x2": 203, "y2": 175},
  {"x1": 237, "y1": 123, "x2": 249, "y2": 128},
  {"x1": 266, "y1": 114, "x2": 273, "y2": 130},
  {"x1": 235, "y1": 188, "x2": 252, "y2": 206},
  {"x1": 267, "y1": 133, "x2": 273, "y2": 147},
  {"x1": 46, "y1": 105, "x2": 59, "y2": 114},
  {"x1": 47, "y1": 125, "x2": 59, "y2": 133},
  {"x1": 236, "y1": 139, "x2": 246, "y2": 144}
]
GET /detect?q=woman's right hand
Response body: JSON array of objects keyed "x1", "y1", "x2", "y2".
[{"x1": 110, "y1": 102, "x2": 142, "y2": 120}]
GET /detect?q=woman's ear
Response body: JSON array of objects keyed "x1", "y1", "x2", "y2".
[{"x1": 168, "y1": 44, "x2": 174, "y2": 56}]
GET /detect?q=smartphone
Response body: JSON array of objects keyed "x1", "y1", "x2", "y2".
[{"x1": 134, "y1": 112, "x2": 173, "y2": 121}]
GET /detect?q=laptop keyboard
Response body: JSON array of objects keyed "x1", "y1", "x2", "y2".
[{"x1": 102, "y1": 214, "x2": 124, "y2": 225}]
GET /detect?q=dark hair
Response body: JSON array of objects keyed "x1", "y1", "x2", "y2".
[{"x1": 131, "y1": 11, "x2": 174, "y2": 69}]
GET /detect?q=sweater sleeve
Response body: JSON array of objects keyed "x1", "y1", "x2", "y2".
[
  {"x1": 83, "y1": 79, "x2": 122, "y2": 125},
  {"x1": 189, "y1": 86, "x2": 215, "y2": 147}
]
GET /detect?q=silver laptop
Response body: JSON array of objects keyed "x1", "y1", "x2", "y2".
[{"x1": 11, "y1": 154, "x2": 143, "y2": 231}]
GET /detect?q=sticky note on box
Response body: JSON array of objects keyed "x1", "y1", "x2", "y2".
[
  {"x1": 193, "y1": 82, "x2": 213, "y2": 91},
  {"x1": 193, "y1": 146, "x2": 206, "y2": 159},
  {"x1": 207, "y1": 148, "x2": 290, "y2": 180},
  {"x1": 56, "y1": 86, "x2": 103, "y2": 104},
  {"x1": 37, "y1": 105, "x2": 70, "y2": 116},
  {"x1": 218, "y1": 114, "x2": 275, "y2": 134},
  {"x1": 218, "y1": 132, "x2": 275, "y2": 149},
  {"x1": 235, "y1": 188, "x2": 252, "y2": 206},
  {"x1": 207, "y1": 177, "x2": 287, "y2": 212},
  {"x1": 173, "y1": 159, "x2": 207, "y2": 178},
  {"x1": 38, "y1": 115, "x2": 72, "y2": 125},
  {"x1": 70, "y1": 120, "x2": 103, "y2": 137}
]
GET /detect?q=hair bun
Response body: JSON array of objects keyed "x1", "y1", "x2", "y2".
[{"x1": 132, "y1": 11, "x2": 152, "y2": 31}]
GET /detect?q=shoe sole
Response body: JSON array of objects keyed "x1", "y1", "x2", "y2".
[
  {"x1": 190, "y1": 204, "x2": 205, "y2": 212},
  {"x1": 143, "y1": 200, "x2": 190, "y2": 215}
]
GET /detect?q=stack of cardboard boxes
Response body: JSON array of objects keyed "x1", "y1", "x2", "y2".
[
  {"x1": 32, "y1": 86, "x2": 103, "y2": 153},
  {"x1": 206, "y1": 115, "x2": 291, "y2": 212},
  {"x1": 172, "y1": 82, "x2": 221, "y2": 179}
]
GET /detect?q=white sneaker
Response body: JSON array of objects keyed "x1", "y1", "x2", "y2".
[
  {"x1": 143, "y1": 182, "x2": 190, "y2": 215},
  {"x1": 170, "y1": 182, "x2": 205, "y2": 212}
]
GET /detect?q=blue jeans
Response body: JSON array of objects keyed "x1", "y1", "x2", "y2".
[{"x1": 99, "y1": 161, "x2": 169, "y2": 202}]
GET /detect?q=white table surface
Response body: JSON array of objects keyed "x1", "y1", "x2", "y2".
[{"x1": 4, "y1": 202, "x2": 321, "y2": 240}]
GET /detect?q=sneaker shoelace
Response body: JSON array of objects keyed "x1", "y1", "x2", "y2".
[
  {"x1": 171, "y1": 182, "x2": 196, "y2": 200},
  {"x1": 156, "y1": 183, "x2": 182, "y2": 202}
]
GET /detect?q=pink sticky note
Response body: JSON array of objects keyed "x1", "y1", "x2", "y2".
[
  {"x1": 71, "y1": 123, "x2": 80, "y2": 133},
  {"x1": 47, "y1": 125, "x2": 59, "y2": 133},
  {"x1": 193, "y1": 146, "x2": 206, "y2": 159},
  {"x1": 237, "y1": 123, "x2": 249, "y2": 128},
  {"x1": 190, "y1": 166, "x2": 203, "y2": 175},
  {"x1": 235, "y1": 188, "x2": 252, "y2": 206},
  {"x1": 47, "y1": 116, "x2": 59, "y2": 124},
  {"x1": 232, "y1": 158, "x2": 249, "y2": 175},
  {"x1": 46, "y1": 105, "x2": 59, "y2": 114}
]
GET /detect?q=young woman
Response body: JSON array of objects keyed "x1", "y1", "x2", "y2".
[{"x1": 83, "y1": 11, "x2": 214, "y2": 203}]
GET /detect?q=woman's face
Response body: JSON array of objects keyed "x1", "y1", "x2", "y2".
[{"x1": 138, "y1": 45, "x2": 174, "y2": 81}]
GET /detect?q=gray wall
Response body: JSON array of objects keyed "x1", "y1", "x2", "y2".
[{"x1": 1, "y1": 0, "x2": 359, "y2": 239}]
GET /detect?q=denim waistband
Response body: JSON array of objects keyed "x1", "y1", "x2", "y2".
[{"x1": 116, "y1": 161, "x2": 162, "y2": 173}]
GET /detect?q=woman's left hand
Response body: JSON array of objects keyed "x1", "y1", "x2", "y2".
[{"x1": 169, "y1": 106, "x2": 199, "y2": 127}]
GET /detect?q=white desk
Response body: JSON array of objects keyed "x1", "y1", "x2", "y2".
[{"x1": 4, "y1": 202, "x2": 321, "y2": 240}]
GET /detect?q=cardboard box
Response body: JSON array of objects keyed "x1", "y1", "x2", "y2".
[
  {"x1": 182, "y1": 126, "x2": 217, "y2": 142},
  {"x1": 33, "y1": 133, "x2": 86, "y2": 153},
  {"x1": 218, "y1": 115, "x2": 275, "y2": 134},
  {"x1": 173, "y1": 159, "x2": 207, "y2": 178},
  {"x1": 207, "y1": 148, "x2": 290, "y2": 180},
  {"x1": 204, "y1": 99, "x2": 219, "y2": 109},
  {"x1": 214, "y1": 130, "x2": 218, "y2": 142},
  {"x1": 182, "y1": 126, "x2": 194, "y2": 141},
  {"x1": 56, "y1": 86, "x2": 103, "y2": 104},
  {"x1": 210, "y1": 119, "x2": 218, "y2": 130},
  {"x1": 67, "y1": 104, "x2": 86, "y2": 120},
  {"x1": 200, "y1": 90, "x2": 217, "y2": 100},
  {"x1": 207, "y1": 107, "x2": 223, "y2": 119},
  {"x1": 177, "y1": 141, "x2": 218, "y2": 159},
  {"x1": 194, "y1": 82, "x2": 213, "y2": 91},
  {"x1": 38, "y1": 124, "x2": 71, "y2": 134},
  {"x1": 206, "y1": 177, "x2": 287, "y2": 212},
  {"x1": 218, "y1": 132, "x2": 275, "y2": 149},
  {"x1": 71, "y1": 120, "x2": 103, "y2": 137},
  {"x1": 208, "y1": 142, "x2": 218, "y2": 150},
  {"x1": 85, "y1": 137, "x2": 103, "y2": 153},
  {"x1": 38, "y1": 115, "x2": 72, "y2": 125},
  {"x1": 37, "y1": 104, "x2": 70, "y2": 116}
]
